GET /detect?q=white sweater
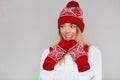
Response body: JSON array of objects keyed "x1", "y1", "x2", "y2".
[{"x1": 39, "y1": 45, "x2": 102, "y2": 80}]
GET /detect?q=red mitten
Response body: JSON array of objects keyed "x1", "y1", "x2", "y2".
[
  {"x1": 58, "y1": 40, "x2": 77, "y2": 51},
  {"x1": 58, "y1": 39, "x2": 78, "y2": 51},
  {"x1": 43, "y1": 40, "x2": 68, "y2": 71},
  {"x1": 68, "y1": 40, "x2": 90, "y2": 72}
]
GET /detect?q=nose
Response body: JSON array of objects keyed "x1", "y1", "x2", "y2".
[{"x1": 64, "y1": 26, "x2": 70, "y2": 34}]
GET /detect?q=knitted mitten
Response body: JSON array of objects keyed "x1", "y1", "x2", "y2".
[
  {"x1": 43, "y1": 40, "x2": 70, "y2": 71},
  {"x1": 68, "y1": 40, "x2": 90, "y2": 72}
]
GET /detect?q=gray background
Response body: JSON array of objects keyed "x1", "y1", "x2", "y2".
[{"x1": 0, "y1": 0, "x2": 120, "y2": 80}]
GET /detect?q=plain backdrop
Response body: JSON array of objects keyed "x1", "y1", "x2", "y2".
[{"x1": 0, "y1": 0, "x2": 120, "y2": 80}]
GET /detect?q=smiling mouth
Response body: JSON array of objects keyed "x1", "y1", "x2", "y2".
[{"x1": 64, "y1": 35, "x2": 73, "y2": 40}]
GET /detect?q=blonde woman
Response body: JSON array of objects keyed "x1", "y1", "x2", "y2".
[{"x1": 39, "y1": 1, "x2": 102, "y2": 80}]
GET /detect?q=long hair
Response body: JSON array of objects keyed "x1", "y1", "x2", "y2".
[{"x1": 54, "y1": 26, "x2": 87, "y2": 64}]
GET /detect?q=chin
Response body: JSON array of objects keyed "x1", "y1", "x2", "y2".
[{"x1": 64, "y1": 38, "x2": 74, "y2": 41}]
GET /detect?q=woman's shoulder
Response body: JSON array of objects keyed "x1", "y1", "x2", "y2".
[
  {"x1": 89, "y1": 45, "x2": 101, "y2": 51},
  {"x1": 42, "y1": 48, "x2": 49, "y2": 53},
  {"x1": 41, "y1": 48, "x2": 50, "y2": 58},
  {"x1": 88, "y1": 45, "x2": 102, "y2": 55},
  {"x1": 41, "y1": 45, "x2": 56, "y2": 57}
]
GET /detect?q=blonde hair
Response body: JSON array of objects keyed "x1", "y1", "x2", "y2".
[{"x1": 54, "y1": 26, "x2": 87, "y2": 64}]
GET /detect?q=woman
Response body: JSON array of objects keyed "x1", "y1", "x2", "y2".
[{"x1": 39, "y1": 1, "x2": 102, "y2": 80}]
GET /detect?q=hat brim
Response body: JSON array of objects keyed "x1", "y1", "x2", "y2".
[{"x1": 58, "y1": 16, "x2": 84, "y2": 32}]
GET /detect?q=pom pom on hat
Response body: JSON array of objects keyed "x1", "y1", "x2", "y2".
[
  {"x1": 66, "y1": 1, "x2": 79, "y2": 7},
  {"x1": 58, "y1": 1, "x2": 85, "y2": 32}
]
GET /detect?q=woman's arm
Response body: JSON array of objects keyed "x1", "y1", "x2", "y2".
[
  {"x1": 39, "y1": 49, "x2": 54, "y2": 80},
  {"x1": 89, "y1": 46, "x2": 102, "y2": 80}
]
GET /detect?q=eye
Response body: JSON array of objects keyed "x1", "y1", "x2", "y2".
[
  {"x1": 70, "y1": 25, "x2": 76, "y2": 28},
  {"x1": 60, "y1": 25, "x2": 65, "y2": 29}
]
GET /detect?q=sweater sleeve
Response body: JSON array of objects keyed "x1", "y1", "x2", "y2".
[
  {"x1": 39, "y1": 49, "x2": 54, "y2": 80},
  {"x1": 89, "y1": 46, "x2": 102, "y2": 80}
]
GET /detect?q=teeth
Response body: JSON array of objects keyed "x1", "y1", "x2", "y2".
[{"x1": 65, "y1": 36, "x2": 72, "y2": 38}]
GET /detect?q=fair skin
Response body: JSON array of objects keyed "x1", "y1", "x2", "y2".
[{"x1": 59, "y1": 23, "x2": 77, "y2": 41}]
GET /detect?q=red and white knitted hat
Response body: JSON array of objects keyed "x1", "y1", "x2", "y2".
[{"x1": 58, "y1": 1, "x2": 85, "y2": 32}]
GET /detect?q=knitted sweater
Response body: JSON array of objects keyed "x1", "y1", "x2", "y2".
[{"x1": 39, "y1": 45, "x2": 102, "y2": 80}]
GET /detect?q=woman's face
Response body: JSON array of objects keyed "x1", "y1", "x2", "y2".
[{"x1": 59, "y1": 23, "x2": 77, "y2": 41}]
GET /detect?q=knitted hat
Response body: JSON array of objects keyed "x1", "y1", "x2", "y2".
[{"x1": 58, "y1": 1, "x2": 85, "y2": 32}]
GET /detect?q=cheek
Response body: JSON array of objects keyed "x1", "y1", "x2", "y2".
[
  {"x1": 60, "y1": 29, "x2": 65, "y2": 35},
  {"x1": 72, "y1": 29, "x2": 77, "y2": 35}
]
